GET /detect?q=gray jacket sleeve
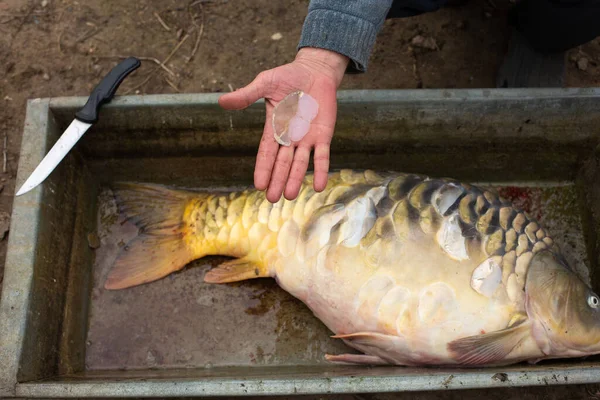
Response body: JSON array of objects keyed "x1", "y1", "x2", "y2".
[{"x1": 297, "y1": 0, "x2": 394, "y2": 73}]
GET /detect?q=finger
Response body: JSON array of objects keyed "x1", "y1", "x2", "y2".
[
  {"x1": 266, "y1": 146, "x2": 294, "y2": 203},
  {"x1": 218, "y1": 71, "x2": 272, "y2": 110},
  {"x1": 254, "y1": 103, "x2": 279, "y2": 191},
  {"x1": 284, "y1": 145, "x2": 311, "y2": 200},
  {"x1": 313, "y1": 143, "x2": 330, "y2": 192}
]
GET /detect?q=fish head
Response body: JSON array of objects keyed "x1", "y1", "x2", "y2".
[{"x1": 526, "y1": 250, "x2": 600, "y2": 357}]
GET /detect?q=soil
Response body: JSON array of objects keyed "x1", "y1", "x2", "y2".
[{"x1": 1, "y1": 0, "x2": 599, "y2": 399}]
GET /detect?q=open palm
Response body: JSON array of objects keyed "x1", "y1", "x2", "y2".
[{"x1": 219, "y1": 49, "x2": 348, "y2": 203}]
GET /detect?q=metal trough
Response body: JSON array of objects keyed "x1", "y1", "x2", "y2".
[{"x1": 1, "y1": 89, "x2": 600, "y2": 398}]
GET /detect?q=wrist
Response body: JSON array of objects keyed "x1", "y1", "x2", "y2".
[{"x1": 295, "y1": 47, "x2": 349, "y2": 87}]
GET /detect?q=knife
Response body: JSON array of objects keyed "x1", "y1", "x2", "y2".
[{"x1": 15, "y1": 57, "x2": 141, "y2": 196}]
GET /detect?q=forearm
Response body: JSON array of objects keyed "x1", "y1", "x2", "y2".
[{"x1": 297, "y1": 0, "x2": 394, "y2": 73}]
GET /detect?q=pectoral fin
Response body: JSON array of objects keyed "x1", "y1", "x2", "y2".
[{"x1": 447, "y1": 322, "x2": 531, "y2": 365}]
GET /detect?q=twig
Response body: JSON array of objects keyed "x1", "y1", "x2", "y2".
[
  {"x1": 0, "y1": 10, "x2": 54, "y2": 17},
  {"x1": 227, "y1": 83, "x2": 234, "y2": 92},
  {"x1": 187, "y1": 1, "x2": 204, "y2": 63},
  {"x1": 57, "y1": 29, "x2": 65, "y2": 53},
  {"x1": 164, "y1": 77, "x2": 180, "y2": 92},
  {"x1": 409, "y1": 47, "x2": 423, "y2": 88},
  {"x1": 75, "y1": 27, "x2": 99, "y2": 43},
  {"x1": 190, "y1": 0, "x2": 219, "y2": 6},
  {"x1": 123, "y1": 74, "x2": 153, "y2": 95},
  {"x1": 0, "y1": 16, "x2": 18, "y2": 24},
  {"x1": 124, "y1": 33, "x2": 190, "y2": 94},
  {"x1": 153, "y1": 11, "x2": 171, "y2": 31},
  {"x1": 162, "y1": 33, "x2": 190, "y2": 65},
  {"x1": 9, "y1": 5, "x2": 33, "y2": 44},
  {"x1": 3, "y1": 134, "x2": 7, "y2": 173},
  {"x1": 97, "y1": 55, "x2": 175, "y2": 76}
]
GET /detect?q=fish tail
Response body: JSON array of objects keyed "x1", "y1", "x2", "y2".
[{"x1": 104, "y1": 183, "x2": 201, "y2": 290}]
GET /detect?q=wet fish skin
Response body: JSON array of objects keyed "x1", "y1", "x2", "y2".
[{"x1": 105, "y1": 169, "x2": 600, "y2": 367}]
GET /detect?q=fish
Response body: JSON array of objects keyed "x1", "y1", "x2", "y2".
[{"x1": 104, "y1": 169, "x2": 600, "y2": 367}]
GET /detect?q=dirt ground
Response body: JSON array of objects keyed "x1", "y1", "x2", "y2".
[{"x1": 1, "y1": 0, "x2": 600, "y2": 399}]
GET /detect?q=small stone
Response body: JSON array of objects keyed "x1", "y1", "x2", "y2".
[
  {"x1": 87, "y1": 232, "x2": 101, "y2": 249},
  {"x1": 0, "y1": 211, "x2": 9, "y2": 240},
  {"x1": 211, "y1": 78, "x2": 217, "y2": 84},
  {"x1": 411, "y1": 35, "x2": 438, "y2": 50},
  {"x1": 41, "y1": 0, "x2": 48, "y2": 6},
  {"x1": 42, "y1": 73, "x2": 50, "y2": 81},
  {"x1": 4, "y1": 96, "x2": 12, "y2": 101},
  {"x1": 577, "y1": 57, "x2": 589, "y2": 71},
  {"x1": 492, "y1": 372, "x2": 509, "y2": 382},
  {"x1": 271, "y1": 32, "x2": 283, "y2": 41}
]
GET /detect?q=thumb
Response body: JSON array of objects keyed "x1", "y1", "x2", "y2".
[{"x1": 218, "y1": 71, "x2": 271, "y2": 110}]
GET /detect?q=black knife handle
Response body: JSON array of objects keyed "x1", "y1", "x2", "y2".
[{"x1": 74, "y1": 57, "x2": 141, "y2": 124}]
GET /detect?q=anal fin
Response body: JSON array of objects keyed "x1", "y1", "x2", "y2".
[
  {"x1": 204, "y1": 258, "x2": 269, "y2": 283},
  {"x1": 325, "y1": 353, "x2": 389, "y2": 365},
  {"x1": 331, "y1": 332, "x2": 398, "y2": 350},
  {"x1": 331, "y1": 331, "x2": 412, "y2": 365},
  {"x1": 447, "y1": 321, "x2": 531, "y2": 365}
]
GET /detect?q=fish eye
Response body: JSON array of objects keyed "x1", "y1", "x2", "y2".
[{"x1": 588, "y1": 295, "x2": 600, "y2": 309}]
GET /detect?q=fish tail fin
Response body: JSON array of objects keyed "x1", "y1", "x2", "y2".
[{"x1": 104, "y1": 183, "x2": 200, "y2": 290}]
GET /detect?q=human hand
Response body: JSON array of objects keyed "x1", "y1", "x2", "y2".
[{"x1": 219, "y1": 47, "x2": 349, "y2": 203}]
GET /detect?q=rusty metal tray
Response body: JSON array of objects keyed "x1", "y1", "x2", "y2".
[{"x1": 1, "y1": 89, "x2": 600, "y2": 398}]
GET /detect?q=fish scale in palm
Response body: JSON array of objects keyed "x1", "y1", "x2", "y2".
[{"x1": 103, "y1": 169, "x2": 600, "y2": 367}]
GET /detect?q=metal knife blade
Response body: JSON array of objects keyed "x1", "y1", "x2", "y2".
[
  {"x1": 15, "y1": 119, "x2": 91, "y2": 196},
  {"x1": 15, "y1": 56, "x2": 141, "y2": 197}
]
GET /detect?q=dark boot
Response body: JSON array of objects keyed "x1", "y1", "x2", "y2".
[{"x1": 496, "y1": 28, "x2": 566, "y2": 88}]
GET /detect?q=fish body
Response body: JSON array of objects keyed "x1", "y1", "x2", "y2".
[{"x1": 106, "y1": 169, "x2": 600, "y2": 367}]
